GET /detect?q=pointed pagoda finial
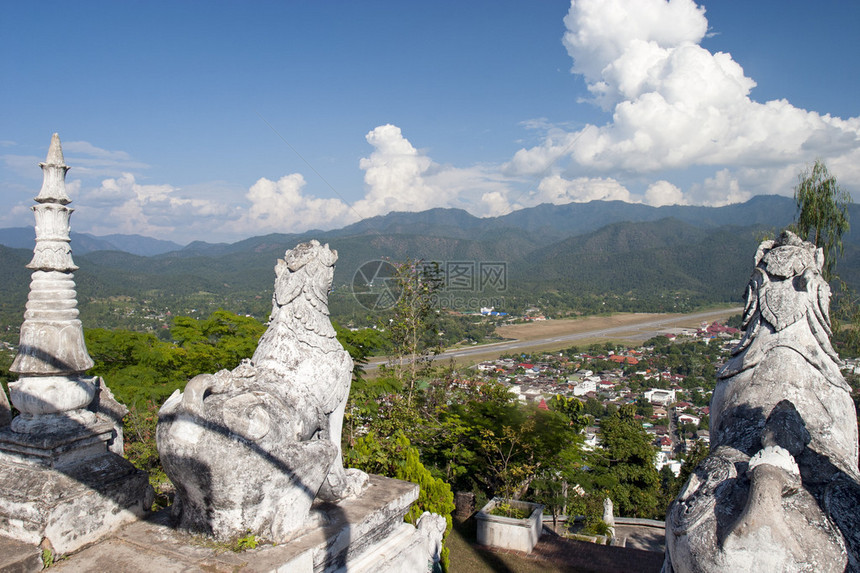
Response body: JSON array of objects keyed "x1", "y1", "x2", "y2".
[
  {"x1": 35, "y1": 133, "x2": 71, "y2": 204},
  {"x1": 44, "y1": 132, "x2": 65, "y2": 165}
]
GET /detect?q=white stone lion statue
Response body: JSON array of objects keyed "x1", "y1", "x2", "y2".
[
  {"x1": 664, "y1": 231, "x2": 860, "y2": 572},
  {"x1": 157, "y1": 240, "x2": 367, "y2": 542}
]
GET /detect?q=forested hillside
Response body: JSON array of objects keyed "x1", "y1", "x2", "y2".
[
  {"x1": 515, "y1": 220, "x2": 764, "y2": 306},
  {"x1": 3, "y1": 195, "x2": 859, "y2": 341}
]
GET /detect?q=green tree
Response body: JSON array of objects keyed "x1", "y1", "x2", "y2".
[
  {"x1": 478, "y1": 421, "x2": 538, "y2": 501},
  {"x1": 583, "y1": 396, "x2": 604, "y2": 419},
  {"x1": 792, "y1": 159, "x2": 851, "y2": 280},
  {"x1": 387, "y1": 260, "x2": 444, "y2": 404},
  {"x1": 86, "y1": 310, "x2": 267, "y2": 407},
  {"x1": 790, "y1": 160, "x2": 860, "y2": 356},
  {"x1": 454, "y1": 400, "x2": 579, "y2": 500},
  {"x1": 680, "y1": 422, "x2": 698, "y2": 437},
  {"x1": 547, "y1": 394, "x2": 587, "y2": 431},
  {"x1": 171, "y1": 310, "x2": 266, "y2": 376},
  {"x1": 529, "y1": 473, "x2": 567, "y2": 531},
  {"x1": 583, "y1": 405, "x2": 660, "y2": 518},
  {"x1": 333, "y1": 322, "x2": 389, "y2": 382},
  {"x1": 528, "y1": 396, "x2": 585, "y2": 529},
  {"x1": 635, "y1": 396, "x2": 654, "y2": 419},
  {"x1": 85, "y1": 328, "x2": 187, "y2": 406}
]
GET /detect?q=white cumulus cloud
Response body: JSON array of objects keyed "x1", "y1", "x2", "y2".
[
  {"x1": 352, "y1": 124, "x2": 438, "y2": 217},
  {"x1": 644, "y1": 180, "x2": 685, "y2": 207},
  {"x1": 352, "y1": 124, "x2": 514, "y2": 219},
  {"x1": 536, "y1": 175, "x2": 634, "y2": 204},
  {"x1": 507, "y1": 0, "x2": 860, "y2": 206},
  {"x1": 61, "y1": 126, "x2": 521, "y2": 242},
  {"x1": 230, "y1": 173, "x2": 352, "y2": 234},
  {"x1": 563, "y1": 0, "x2": 709, "y2": 109},
  {"x1": 78, "y1": 173, "x2": 234, "y2": 241},
  {"x1": 230, "y1": 125, "x2": 518, "y2": 233},
  {"x1": 686, "y1": 169, "x2": 750, "y2": 206}
]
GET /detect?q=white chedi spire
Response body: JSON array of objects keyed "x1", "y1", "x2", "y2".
[{"x1": 9, "y1": 134, "x2": 95, "y2": 428}]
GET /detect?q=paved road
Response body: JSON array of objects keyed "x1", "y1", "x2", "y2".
[{"x1": 368, "y1": 307, "x2": 742, "y2": 370}]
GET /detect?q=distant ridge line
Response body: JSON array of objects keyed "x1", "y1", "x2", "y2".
[{"x1": 0, "y1": 195, "x2": 823, "y2": 257}]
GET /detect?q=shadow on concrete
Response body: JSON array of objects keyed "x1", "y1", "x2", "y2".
[
  {"x1": 2, "y1": 364, "x2": 352, "y2": 571},
  {"x1": 158, "y1": 406, "x2": 350, "y2": 570}
]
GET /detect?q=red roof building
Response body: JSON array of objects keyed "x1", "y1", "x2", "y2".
[{"x1": 609, "y1": 355, "x2": 640, "y2": 365}]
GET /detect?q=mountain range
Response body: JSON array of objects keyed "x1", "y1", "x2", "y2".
[
  {"x1": 2, "y1": 195, "x2": 859, "y2": 327},
  {"x1": 0, "y1": 194, "x2": 801, "y2": 257},
  {"x1": 0, "y1": 228, "x2": 184, "y2": 257}
]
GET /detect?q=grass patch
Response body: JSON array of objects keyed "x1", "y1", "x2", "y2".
[
  {"x1": 488, "y1": 501, "x2": 530, "y2": 520},
  {"x1": 446, "y1": 518, "x2": 571, "y2": 573}
]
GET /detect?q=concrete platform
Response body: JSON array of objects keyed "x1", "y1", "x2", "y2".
[
  {"x1": 46, "y1": 474, "x2": 437, "y2": 573},
  {"x1": 0, "y1": 535, "x2": 42, "y2": 573},
  {"x1": 614, "y1": 522, "x2": 665, "y2": 553}
]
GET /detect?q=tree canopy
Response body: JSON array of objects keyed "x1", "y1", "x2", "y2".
[
  {"x1": 793, "y1": 159, "x2": 851, "y2": 280},
  {"x1": 86, "y1": 309, "x2": 267, "y2": 406},
  {"x1": 579, "y1": 405, "x2": 661, "y2": 518}
]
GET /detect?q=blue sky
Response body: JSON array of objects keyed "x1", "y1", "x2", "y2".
[{"x1": 2, "y1": 0, "x2": 859, "y2": 244}]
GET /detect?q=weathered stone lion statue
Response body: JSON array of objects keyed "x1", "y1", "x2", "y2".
[
  {"x1": 665, "y1": 230, "x2": 860, "y2": 572},
  {"x1": 157, "y1": 240, "x2": 368, "y2": 542}
]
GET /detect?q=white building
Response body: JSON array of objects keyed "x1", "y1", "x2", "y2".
[
  {"x1": 582, "y1": 431, "x2": 600, "y2": 452},
  {"x1": 644, "y1": 388, "x2": 676, "y2": 405},
  {"x1": 572, "y1": 379, "x2": 597, "y2": 396},
  {"x1": 655, "y1": 452, "x2": 682, "y2": 477}
]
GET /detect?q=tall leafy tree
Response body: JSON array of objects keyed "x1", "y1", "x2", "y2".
[
  {"x1": 792, "y1": 159, "x2": 851, "y2": 280},
  {"x1": 171, "y1": 309, "x2": 266, "y2": 375},
  {"x1": 790, "y1": 160, "x2": 860, "y2": 356},
  {"x1": 547, "y1": 393, "x2": 586, "y2": 429},
  {"x1": 583, "y1": 405, "x2": 661, "y2": 518},
  {"x1": 86, "y1": 310, "x2": 267, "y2": 406},
  {"x1": 387, "y1": 260, "x2": 444, "y2": 404},
  {"x1": 86, "y1": 328, "x2": 187, "y2": 405},
  {"x1": 448, "y1": 398, "x2": 579, "y2": 499}
]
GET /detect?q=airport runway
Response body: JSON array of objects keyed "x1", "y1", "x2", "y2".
[{"x1": 367, "y1": 307, "x2": 743, "y2": 370}]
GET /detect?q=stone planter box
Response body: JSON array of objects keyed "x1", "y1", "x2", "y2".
[{"x1": 476, "y1": 498, "x2": 544, "y2": 553}]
